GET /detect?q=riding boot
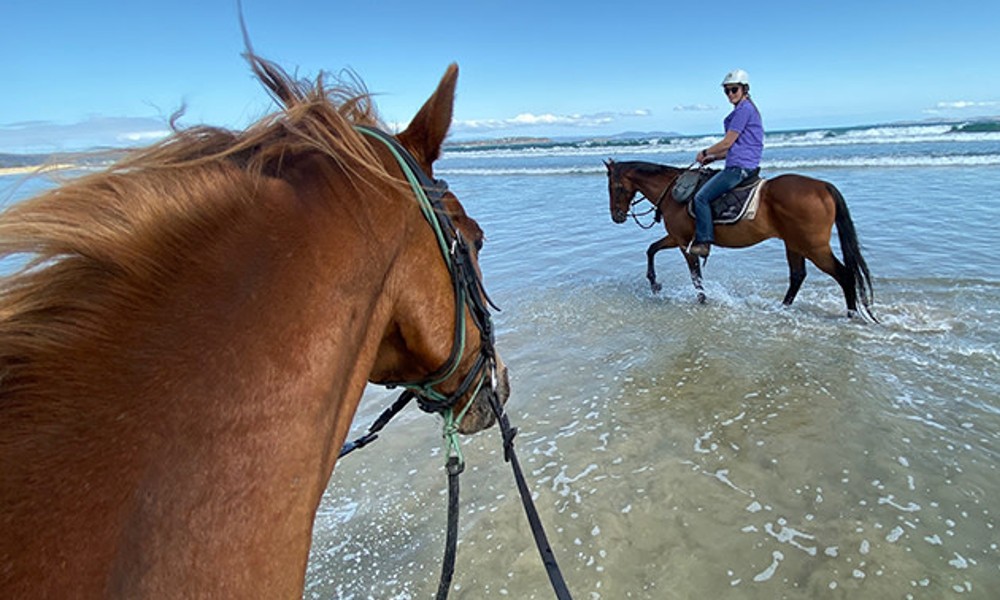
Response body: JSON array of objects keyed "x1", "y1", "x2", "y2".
[{"x1": 689, "y1": 241, "x2": 711, "y2": 257}]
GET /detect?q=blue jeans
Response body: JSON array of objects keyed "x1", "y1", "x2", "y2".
[{"x1": 692, "y1": 166, "x2": 751, "y2": 243}]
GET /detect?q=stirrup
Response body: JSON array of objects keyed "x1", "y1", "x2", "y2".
[
  {"x1": 687, "y1": 240, "x2": 711, "y2": 257},
  {"x1": 685, "y1": 240, "x2": 711, "y2": 267}
]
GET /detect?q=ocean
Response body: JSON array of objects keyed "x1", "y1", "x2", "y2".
[{"x1": 3, "y1": 121, "x2": 999, "y2": 598}]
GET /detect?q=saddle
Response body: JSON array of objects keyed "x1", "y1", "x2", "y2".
[{"x1": 672, "y1": 168, "x2": 765, "y2": 224}]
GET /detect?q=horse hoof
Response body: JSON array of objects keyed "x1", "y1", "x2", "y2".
[
  {"x1": 697, "y1": 293, "x2": 707, "y2": 304},
  {"x1": 650, "y1": 282, "x2": 662, "y2": 294}
]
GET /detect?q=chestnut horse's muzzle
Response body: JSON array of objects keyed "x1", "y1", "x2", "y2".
[{"x1": 457, "y1": 358, "x2": 510, "y2": 434}]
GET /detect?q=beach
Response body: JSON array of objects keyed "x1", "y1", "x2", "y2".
[
  {"x1": 0, "y1": 164, "x2": 76, "y2": 177},
  {"x1": 3, "y1": 122, "x2": 999, "y2": 599},
  {"x1": 306, "y1": 123, "x2": 1000, "y2": 599}
]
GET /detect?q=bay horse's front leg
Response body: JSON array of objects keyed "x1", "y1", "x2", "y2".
[
  {"x1": 646, "y1": 236, "x2": 675, "y2": 293},
  {"x1": 682, "y1": 249, "x2": 707, "y2": 303}
]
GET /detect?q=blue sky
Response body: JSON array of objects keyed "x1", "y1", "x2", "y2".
[{"x1": 3, "y1": 0, "x2": 999, "y2": 153}]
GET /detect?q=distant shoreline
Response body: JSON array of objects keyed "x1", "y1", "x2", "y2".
[{"x1": 2, "y1": 116, "x2": 997, "y2": 175}]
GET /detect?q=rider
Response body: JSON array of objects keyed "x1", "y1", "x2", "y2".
[{"x1": 689, "y1": 69, "x2": 764, "y2": 257}]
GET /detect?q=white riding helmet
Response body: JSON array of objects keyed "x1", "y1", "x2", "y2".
[{"x1": 722, "y1": 69, "x2": 750, "y2": 86}]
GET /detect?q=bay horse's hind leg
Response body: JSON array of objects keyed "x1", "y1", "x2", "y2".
[
  {"x1": 682, "y1": 249, "x2": 707, "y2": 304},
  {"x1": 782, "y1": 246, "x2": 807, "y2": 306},
  {"x1": 808, "y1": 249, "x2": 860, "y2": 317}
]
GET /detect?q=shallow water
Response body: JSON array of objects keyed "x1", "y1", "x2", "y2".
[
  {"x1": 306, "y1": 143, "x2": 1000, "y2": 598},
  {"x1": 3, "y1": 127, "x2": 999, "y2": 599},
  {"x1": 313, "y1": 277, "x2": 1000, "y2": 599}
]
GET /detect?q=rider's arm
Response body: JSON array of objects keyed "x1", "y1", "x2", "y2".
[{"x1": 698, "y1": 130, "x2": 740, "y2": 163}]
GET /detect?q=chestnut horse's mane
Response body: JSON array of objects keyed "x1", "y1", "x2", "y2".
[{"x1": 0, "y1": 52, "x2": 396, "y2": 400}]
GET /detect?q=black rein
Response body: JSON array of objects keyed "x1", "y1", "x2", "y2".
[{"x1": 339, "y1": 126, "x2": 572, "y2": 600}]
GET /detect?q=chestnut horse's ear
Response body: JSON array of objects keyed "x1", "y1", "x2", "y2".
[{"x1": 397, "y1": 63, "x2": 458, "y2": 175}]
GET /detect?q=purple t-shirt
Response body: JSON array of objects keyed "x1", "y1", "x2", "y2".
[{"x1": 723, "y1": 99, "x2": 764, "y2": 169}]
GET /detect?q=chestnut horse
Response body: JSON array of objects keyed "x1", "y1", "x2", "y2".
[
  {"x1": 605, "y1": 159, "x2": 875, "y2": 320},
  {"x1": 0, "y1": 53, "x2": 509, "y2": 597}
]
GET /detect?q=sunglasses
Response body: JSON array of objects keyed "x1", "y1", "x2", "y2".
[{"x1": 724, "y1": 86, "x2": 742, "y2": 95}]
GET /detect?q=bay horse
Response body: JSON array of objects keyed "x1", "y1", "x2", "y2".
[
  {"x1": 0, "y1": 52, "x2": 509, "y2": 597},
  {"x1": 605, "y1": 159, "x2": 875, "y2": 320}
]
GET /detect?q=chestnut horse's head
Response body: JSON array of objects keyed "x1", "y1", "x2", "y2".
[
  {"x1": 0, "y1": 51, "x2": 509, "y2": 597},
  {"x1": 605, "y1": 158, "x2": 637, "y2": 224},
  {"x1": 359, "y1": 66, "x2": 509, "y2": 434},
  {"x1": 242, "y1": 54, "x2": 507, "y2": 435}
]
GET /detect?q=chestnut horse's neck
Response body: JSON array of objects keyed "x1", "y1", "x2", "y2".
[{"x1": 0, "y1": 153, "x2": 421, "y2": 598}]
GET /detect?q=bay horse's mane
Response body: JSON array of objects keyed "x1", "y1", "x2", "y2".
[
  {"x1": 613, "y1": 160, "x2": 679, "y2": 177},
  {"x1": 0, "y1": 52, "x2": 399, "y2": 400}
]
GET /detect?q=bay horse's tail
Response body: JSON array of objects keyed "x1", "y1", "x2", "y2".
[{"x1": 827, "y1": 183, "x2": 876, "y2": 321}]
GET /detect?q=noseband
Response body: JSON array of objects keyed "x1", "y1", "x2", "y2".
[
  {"x1": 610, "y1": 164, "x2": 684, "y2": 229},
  {"x1": 611, "y1": 171, "x2": 664, "y2": 229}
]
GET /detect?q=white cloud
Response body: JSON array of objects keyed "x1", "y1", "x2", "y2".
[
  {"x1": 118, "y1": 130, "x2": 172, "y2": 143},
  {"x1": 510, "y1": 113, "x2": 579, "y2": 125},
  {"x1": 934, "y1": 100, "x2": 998, "y2": 110},
  {"x1": 924, "y1": 100, "x2": 1000, "y2": 115},
  {"x1": 453, "y1": 109, "x2": 650, "y2": 132},
  {"x1": 673, "y1": 104, "x2": 716, "y2": 112},
  {"x1": 0, "y1": 116, "x2": 171, "y2": 153}
]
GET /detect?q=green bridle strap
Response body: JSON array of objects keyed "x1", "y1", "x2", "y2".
[
  {"x1": 441, "y1": 368, "x2": 488, "y2": 469},
  {"x1": 356, "y1": 127, "x2": 452, "y2": 267},
  {"x1": 355, "y1": 126, "x2": 468, "y2": 399}
]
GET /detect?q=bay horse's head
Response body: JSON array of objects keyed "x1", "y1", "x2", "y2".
[
  {"x1": 604, "y1": 158, "x2": 638, "y2": 224},
  {"x1": 359, "y1": 66, "x2": 509, "y2": 434}
]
